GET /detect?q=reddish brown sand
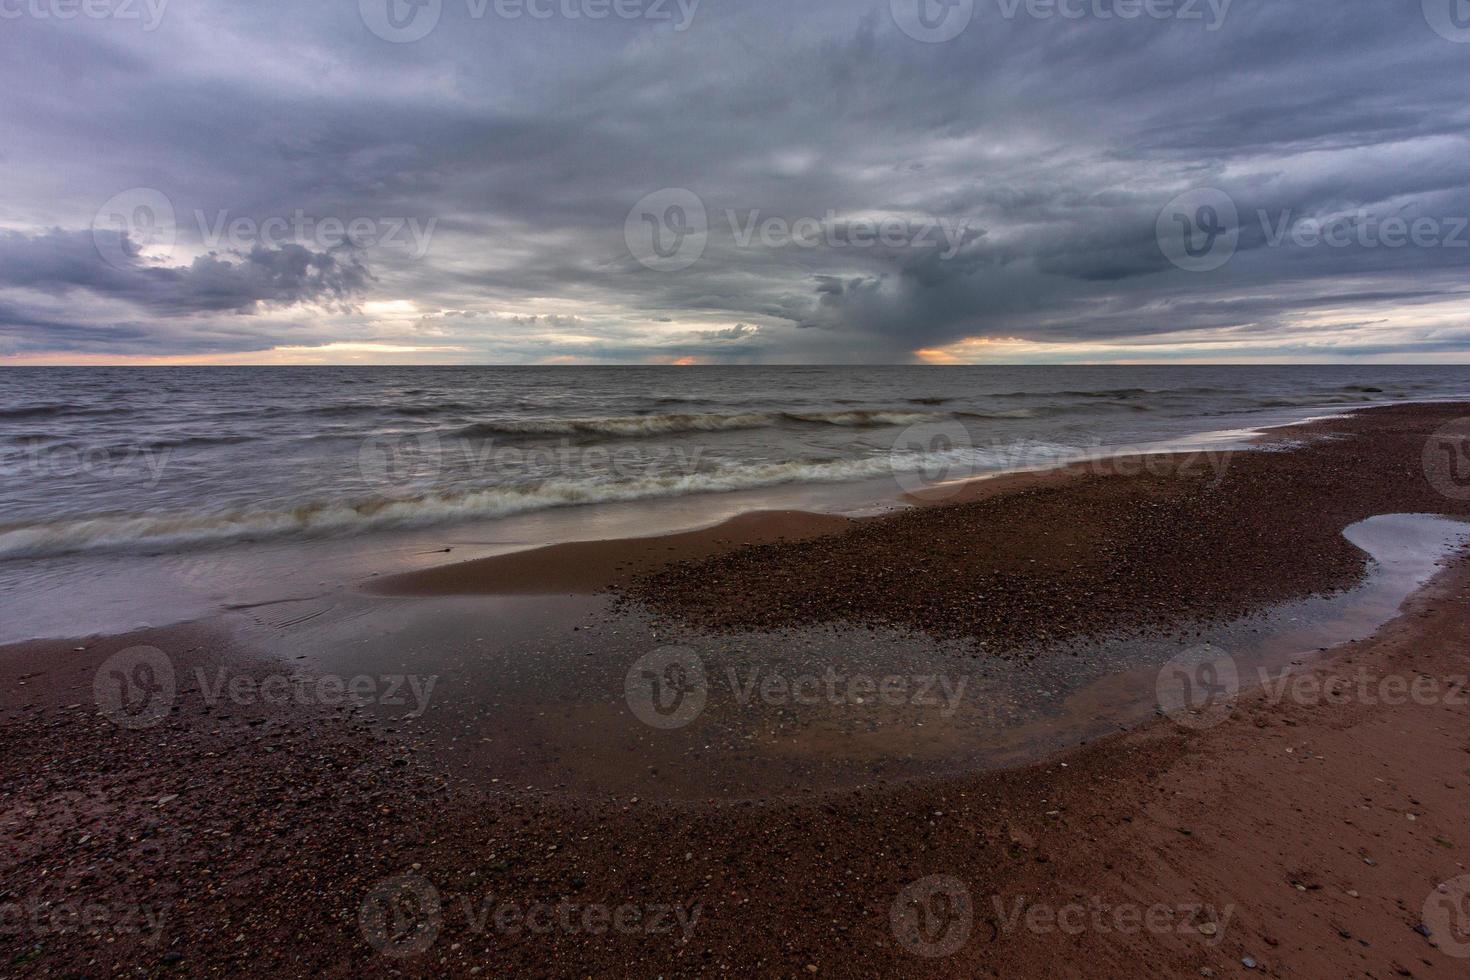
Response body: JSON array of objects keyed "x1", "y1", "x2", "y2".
[
  {"x1": 616, "y1": 406, "x2": 1470, "y2": 651},
  {"x1": 370, "y1": 509, "x2": 854, "y2": 596},
  {"x1": 3, "y1": 403, "x2": 1470, "y2": 977}
]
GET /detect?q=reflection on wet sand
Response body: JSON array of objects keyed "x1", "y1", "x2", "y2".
[{"x1": 240, "y1": 513, "x2": 1466, "y2": 801}]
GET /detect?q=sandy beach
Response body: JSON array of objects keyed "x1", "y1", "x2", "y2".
[{"x1": 5, "y1": 402, "x2": 1470, "y2": 976}]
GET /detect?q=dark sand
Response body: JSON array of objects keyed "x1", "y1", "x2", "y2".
[
  {"x1": 4, "y1": 403, "x2": 1470, "y2": 977},
  {"x1": 617, "y1": 406, "x2": 1470, "y2": 650},
  {"x1": 370, "y1": 509, "x2": 854, "y2": 596}
]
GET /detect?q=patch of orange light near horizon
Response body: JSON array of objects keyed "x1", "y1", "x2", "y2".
[{"x1": 3, "y1": 342, "x2": 469, "y2": 366}]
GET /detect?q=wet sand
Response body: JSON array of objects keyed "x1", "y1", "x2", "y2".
[
  {"x1": 4, "y1": 403, "x2": 1470, "y2": 976},
  {"x1": 369, "y1": 509, "x2": 855, "y2": 596}
]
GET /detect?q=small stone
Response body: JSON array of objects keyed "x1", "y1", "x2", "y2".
[
  {"x1": 1242, "y1": 956, "x2": 1257, "y2": 970},
  {"x1": 1199, "y1": 922, "x2": 1218, "y2": 936}
]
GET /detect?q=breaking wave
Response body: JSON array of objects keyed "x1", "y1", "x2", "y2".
[{"x1": 0, "y1": 442, "x2": 1079, "y2": 559}]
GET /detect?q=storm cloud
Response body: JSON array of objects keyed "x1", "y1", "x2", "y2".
[{"x1": 2, "y1": 0, "x2": 1469, "y2": 362}]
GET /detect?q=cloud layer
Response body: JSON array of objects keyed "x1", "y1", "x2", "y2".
[{"x1": 3, "y1": 0, "x2": 1470, "y2": 363}]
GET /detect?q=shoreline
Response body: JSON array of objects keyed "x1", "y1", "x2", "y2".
[{"x1": 5, "y1": 402, "x2": 1470, "y2": 975}]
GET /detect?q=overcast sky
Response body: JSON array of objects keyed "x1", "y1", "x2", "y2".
[{"x1": 3, "y1": 0, "x2": 1470, "y2": 364}]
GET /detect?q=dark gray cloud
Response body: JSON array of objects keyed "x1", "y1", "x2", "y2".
[
  {"x1": 2, "y1": 0, "x2": 1470, "y2": 361},
  {"x1": 0, "y1": 230, "x2": 373, "y2": 316}
]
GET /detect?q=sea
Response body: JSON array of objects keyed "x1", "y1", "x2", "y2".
[
  {"x1": 5, "y1": 363, "x2": 1470, "y2": 792},
  {"x1": 1, "y1": 364, "x2": 1466, "y2": 562}
]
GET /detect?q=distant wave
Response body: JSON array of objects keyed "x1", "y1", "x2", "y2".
[
  {"x1": 784, "y1": 411, "x2": 941, "y2": 427},
  {"x1": 1251, "y1": 395, "x2": 1378, "y2": 408},
  {"x1": 454, "y1": 410, "x2": 946, "y2": 439},
  {"x1": 456, "y1": 412, "x2": 779, "y2": 438},
  {"x1": 991, "y1": 386, "x2": 1230, "y2": 400},
  {"x1": 0, "y1": 442, "x2": 1082, "y2": 559},
  {"x1": 957, "y1": 408, "x2": 1048, "y2": 420},
  {"x1": 0, "y1": 403, "x2": 113, "y2": 420},
  {"x1": 136, "y1": 434, "x2": 261, "y2": 450}
]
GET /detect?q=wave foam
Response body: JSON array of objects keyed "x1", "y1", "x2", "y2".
[{"x1": 0, "y1": 443, "x2": 1078, "y2": 559}]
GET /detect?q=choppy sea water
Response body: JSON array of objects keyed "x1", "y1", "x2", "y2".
[{"x1": 1, "y1": 365, "x2": 1466, "y2": 561}]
